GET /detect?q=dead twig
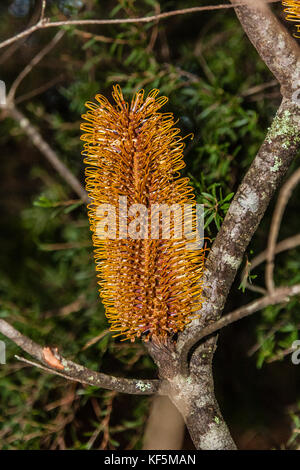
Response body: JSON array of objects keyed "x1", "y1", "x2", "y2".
[
  {"x1": 0, "y1": 1, "x2": 280, "y2": 50},
  {"x1": 6, "y1": 105, "x2": 89, "y2": 203},
  {"x1": 266, "y1": 168, "x2": 300, "y2": 293},
  {"x1": 7, "y1": 30, "x2": 65, "y2": 103}
]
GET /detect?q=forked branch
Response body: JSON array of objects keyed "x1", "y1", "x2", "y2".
[
  {"x1": 0, "y1": 319, "x2": 161, "y2": 395},
  {"x1": 177, "y1": 0, "x2": 300, "y2": 369}
]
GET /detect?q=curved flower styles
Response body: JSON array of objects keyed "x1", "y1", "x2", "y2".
[
  {"x1": 81, "y1": 85, "x2": 205, "y2": 342},
  {"x1": 282, "y1": 1, "x2": 300, "y2": 38}
]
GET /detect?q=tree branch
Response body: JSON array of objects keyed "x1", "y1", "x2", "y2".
[
  {"x1": 143, "y1": 1, "x2": 299, "y2": 450},
  {"x1": 15, "y1": 74, "x2": 64, "y2": 105},
  {"x1": 145, "y1": 339, "x2": 237, "y2": 449},
  {"x1": 5, "y1": 105, "x2": 89, "y2": 203},
  {"x1": 266, "y1": 168, "x2": 300, "y2": 292},
  {"x1": 177, "y1": 97, "x2": 300, "y2": 371},
  {"x1": 176, "y1": 0, "x2": 300, "y2": 368},
  {"x1": 186, "y1": 284, "x2": 300, "y2": 345},
  {"x1": 168, "y1": 364, "x2": 237, "y2": 450},
  {"x1": 7, "y1": 30, "x2": 65, "y2": 103},
  {"x1": 0, "y1": 1, "x2": 280, "y2": 50},
  {"x1": 40, "y1": 0, "x2": 47, "y2": 22},
  {"x1": 0, "y1": 319, "x2": 160, "y2": 395},
  {"x1": 241, "y1": 233, "x2": 300, "y2": 293},
  {"x1": 230, "y1": 0, "x2": 300, "y2": 98}
]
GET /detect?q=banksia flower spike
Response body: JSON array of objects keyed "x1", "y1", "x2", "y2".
[
  {"x1": 282, "y1": 1, "x2": 300, "y2": 38},
  {"x1": 81, "y1": 85, "x2": 206, "y2": 342}
]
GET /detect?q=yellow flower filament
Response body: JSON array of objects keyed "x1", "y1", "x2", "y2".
[
  {"x1": 81, "y1": 85, "x2": 205, "y2": 342},
  {"x1": 282, "y1": 1, "x2": 300, "y2": 38}
]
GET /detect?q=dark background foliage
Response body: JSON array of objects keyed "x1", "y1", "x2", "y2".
[{"x1": 0, "y1": 0, "x2": 299, "y2": 449}]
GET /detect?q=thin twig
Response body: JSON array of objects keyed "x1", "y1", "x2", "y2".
[
  {"x1": 266, "y1": 345, "x2": 296, "y2": 363},
  {"x1": 241, "y1": 233, "x2": 300, "y2": 293},
  {"x1": 40, "y1": 241, "x2": 91, "y2": 251},
  {"x1": 6, "y1": 105, "x2": 89, "y2": 203},
  {"x1": 241, "y1": 79, "x2": 278, "y2": 97},
  {"x1": 266, "y1": 168, "x2": 300, "y2": 293},
  {"x1": 247, "y1": 317, "x2": 286, "y2": 356},
  {"x1": 0, "y1": 1, "x2": 280, "y2": 50},
  {"x1": 72, "y1": 29, "x2": 130, "y2": 45},
  {"x1": 7, "y1": 30, "x2": 65, "y2": 103},
  {"x1": 240, "y1": 257, "x2": 267, "y2": 294},
  {"x1": 0, "y1": 0, "x2": 46, "y2": 65},
  {"x1": 147, "y1": 2, "x2": 160, "y2": 53},
  {"x1": 15, "y1": 75, "x2": 64, "y2": 105},
  {"x1": 40, "y1": 0, "x2": 47, "y2": 22}
]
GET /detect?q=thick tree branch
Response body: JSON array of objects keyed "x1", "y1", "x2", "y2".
[
  {"x1": 166, "y1": 4, "x2": 300, "y2": 450},
  {"x1": 230, "y1": 0, "x2": 300, "y2": 98},
  {"x1": 168, "y1": 364, "x2": 237, "y2": 450},
  {"x1": 146, "y1": 340, "x2": 237, "y2": 449},
  {"x1": 177, "y1": 0, "x2": 300, "y2": 370},
  {"x1": 177, "y1": 98, "x2": 300, "y2": 369},
  {"x1": 0, "y1": 319, "x2": 160, "y2": 395}
]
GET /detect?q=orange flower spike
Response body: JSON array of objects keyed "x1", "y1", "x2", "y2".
[
  {"x1": 282, "y1": 1, "x2": 300, "y2": 38},
  {"x1": 81, "y1": 85, "x2": 206, "y2": 342}
]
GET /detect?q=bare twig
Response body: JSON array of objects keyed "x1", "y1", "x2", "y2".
[
  {"x1": 0, "y1": 1, "x2": 280, "y2": 50},
  {"x1": 241, "y1": 234, "x2": 300, "y2": 293},
  {"x1": 40, "y1": 0, "x2": 47, "y2": 22},
  {"x1": 7, "y1": 30, "x2": 65, "y2": 103},
  {"x1": 266, "y1": 345, "x2": 296, "y2": 363},
  {"x1": 44, "y1": 294, "x2": 87, "y2": 319},
  {"x1": 0, "y1": 0, "x2": 46, "y2": 65},
  {"x1": 249, "y1": 235, "x2": 300, "y2": 274},
  {"x1": 0, "y1": 319, "x2": 160, "y2": 395},
  {"x1": 241, "y1": 79, "x2": 278, "y2": 97},
  {"x1": 15, "y1": 75, "x2": 64, "y2": 105},
  {"x1": 40, "y1": 241, "x2": 91, "y2": 251},
  {"x1": 81, "y1": 329, "x2": 110, "y2": 351},
  {"x1": 240, "y1": 256, "x2": 267, "y2": 294},
  {"x1": 247, "y1": 317, "x2": 286, "y2": 356},
  {"x1": 6, "y1": 105, "x2": 89, "y2": 203},
  {"x1": 177, "y1": 0, "x2": 300, "y2": 363},
  {"x1": 99, "y1": 392, "x2": 116, "y2": 450},
  {"x1": 266, "y1": 168, "x2": 300, "y2": 293},
  {"x1": 72, "y1": 29, "x2": 129, "y2": 44},
  {"x1": 147, "y1": 2, "x2": 160, "y2": 53}
]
